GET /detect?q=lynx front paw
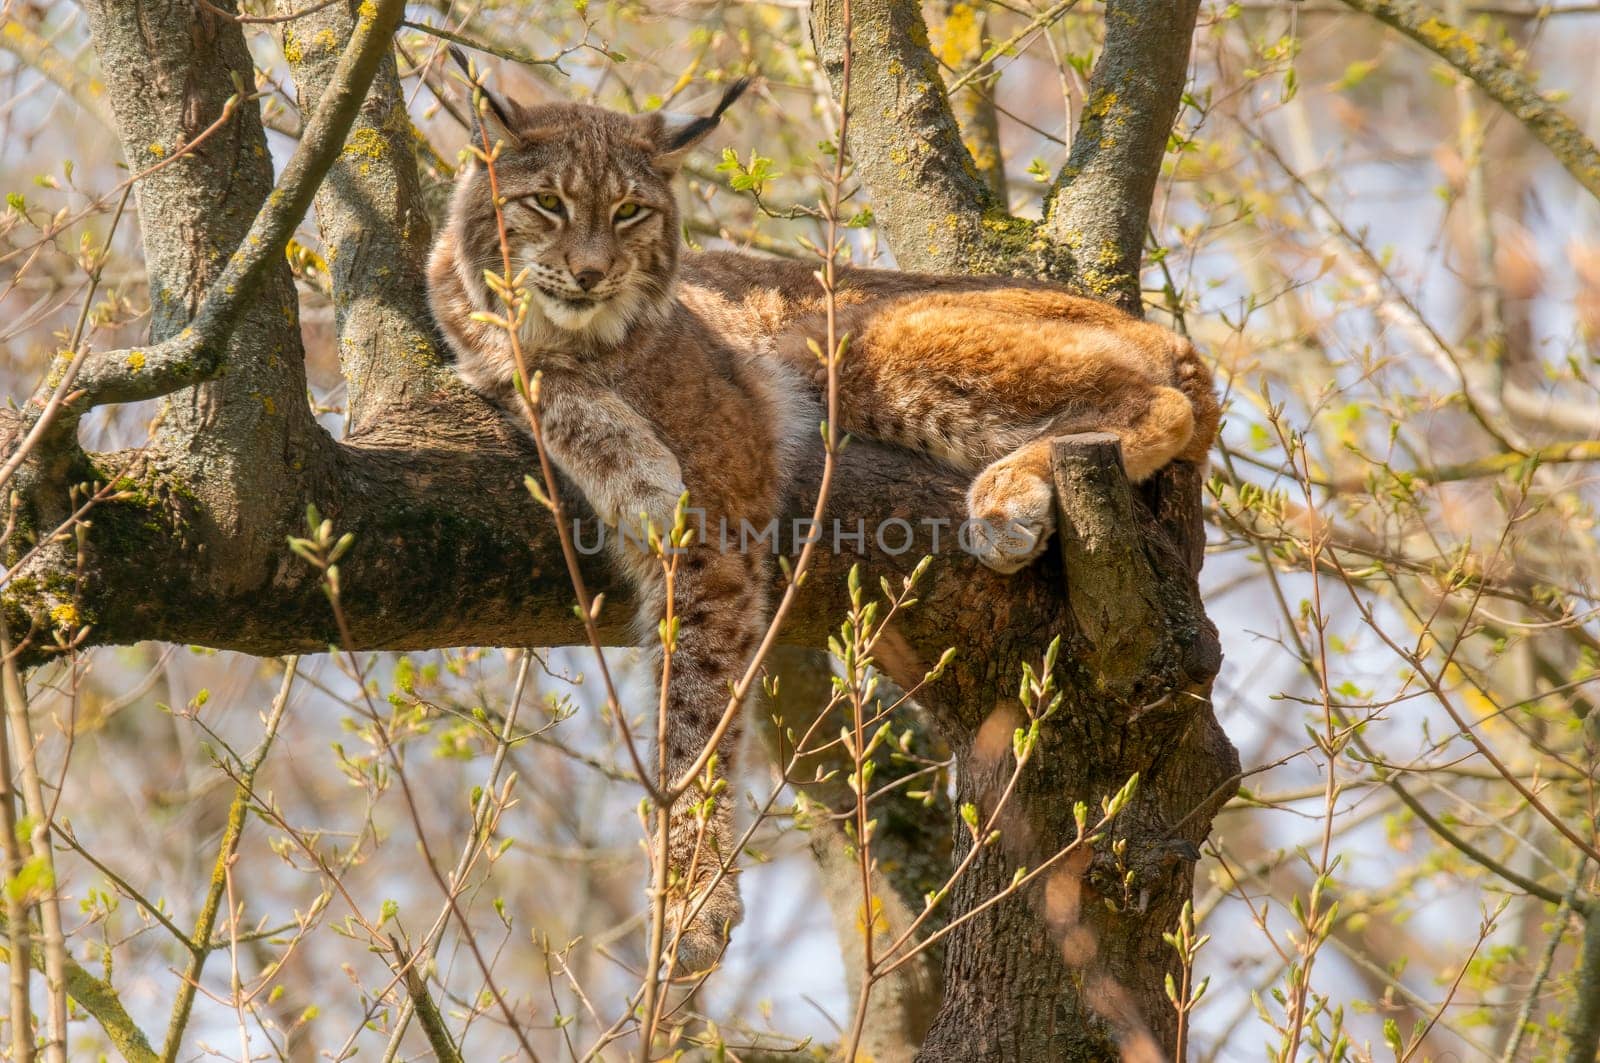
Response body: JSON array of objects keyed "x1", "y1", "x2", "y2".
[
  {"x1": 609, "y1": 480, "x2": 688, "y2": 550},
  {"x1": 966, "y1": 462, "x2": 1056, "y2": 574},
  {"x1": 634, "y1": 484, "x2": 688, "y2": 543},
  {"x1": 664, "y1": 868, "x2": 743, "y2": 974}
]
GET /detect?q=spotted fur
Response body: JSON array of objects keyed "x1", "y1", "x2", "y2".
[{"x1": 427, "y1": 78, "x2": 1219, "y2": 967}]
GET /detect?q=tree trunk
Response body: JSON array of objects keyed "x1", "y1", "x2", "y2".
[{"x1": 904, "y1": 448, "x2": 1232, "y2": 1062}]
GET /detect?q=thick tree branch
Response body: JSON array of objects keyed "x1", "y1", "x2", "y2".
[
  {"x1": 810, "y1": 0, "x2": 1002, "y2": 272},
  {"x1": 918, "y1": 449, "x2": 1229, "y2": 1059},
  {"x1": 7, "y1": 404, "x2": 1230, "y2": 1062},
  {"x1": 73, "y1": 0, "x2": 315, "y2": 533},
  {"x1": 1338, "y1": 0, "x2": 1600, "y2": 203},
  {"x1": 796, "y1": 8, "x2": 1223, "y2": 1055},
  {"x1": 1053, "y1": 434, "x2": 1164, "y2": 694},
  {"x1": 0, "y1": 0, "x2": 412, "y2": 640},
  {"x1": 1042, "y1": 0, "x2": 1202, "y2": 310},
  {"x1": 1, "y1": 4, "x2": 1232, "y2": 1057},
  {"x1": 4, "y1": 403, "x2": 1057, "y2": 665},
  {"x1": 809, "y1": 0, "x2": 1203, "y2": 303},
  {"x1": 283, "y1": 1, "x2": 449, "y2": 431}
]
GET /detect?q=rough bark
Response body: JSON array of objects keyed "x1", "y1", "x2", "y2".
[
  {"x1": 77, "y1": 0, "x2": 317, "y2": 580},
  {"x1": 912, "y1": 450, "x2": 1230, "y2": 1062},
  {"x1": 1041, "y1": 0, "x2": 1203, "y2": 309},
  {"x1": 6, "y1": 431, "x2": 1232, "y2": 1063},
  {"x1": 810, "y1": 0, "x2": 1001, "y2": 274},
  {"x1": 811, "y1": 0, "x2": 1202, "y2": 311},
  {"x1": 281, "y1": 0, "x2": 450, "y2": 429},
  {"x1": 2, "y1": 2, "x2": 1237, "y2": 1059}
]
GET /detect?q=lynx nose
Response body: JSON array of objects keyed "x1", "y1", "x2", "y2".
[{"x1": 573, "y1": 269, "x2": 605, "y2": 292}]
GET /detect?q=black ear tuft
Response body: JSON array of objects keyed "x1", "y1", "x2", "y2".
[
  {"x1": 449, "y1": 45, "x2": 521, "y2": 146},
  {"x1": 661, "y1": 77, "x2": 752, "y2": 152},
  {"x1": 709, "y1": 77, "x2": 753, "y2": 120}
]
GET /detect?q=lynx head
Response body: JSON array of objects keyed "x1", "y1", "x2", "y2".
[{"x1": 445, "y1": 54, "x2": 748, "y2": 350}]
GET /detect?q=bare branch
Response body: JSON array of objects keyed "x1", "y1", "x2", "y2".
[
  {"x1": 0, "y1": 632, "x2": 30, "y2": 1062},
  {"x1": 1337, "y1": 0, "x2": 1600, "y2": 203}
]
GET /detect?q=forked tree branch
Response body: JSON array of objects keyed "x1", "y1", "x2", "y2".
[
  {"x1": 21, "y1": 0, "x2": 407, "y2": 449},
  {"x1": 788, "y1": 9, "x2": 1225, "y2": 1055},
  {"x1": 811, "y1": 0, "x2": 1202, "y2": 309},
  {"x1": 2, "y1": 4, "x2": 1233, "y2": 1058}
]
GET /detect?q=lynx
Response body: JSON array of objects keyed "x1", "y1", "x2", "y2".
[{"x1": 427, "y1": 64, "x2": 1219, "y2": 969}]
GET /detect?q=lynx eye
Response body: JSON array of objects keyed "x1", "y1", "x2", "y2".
[
  {"x1": 530, "y1": 192, "x2": 564, "y2": 215},
  {"x1": 614, "y1": 202, "x2": 647, "y2": 223}
]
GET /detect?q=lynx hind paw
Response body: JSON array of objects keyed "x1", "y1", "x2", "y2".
[
  {"x1": 665, "y1": 869, "x2": 743, "y2": 974},
  {"x1": 966, "y1": 462, "x2": 1056, "y2": 574}
]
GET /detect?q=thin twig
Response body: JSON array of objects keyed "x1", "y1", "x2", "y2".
[
  {"x1": 0, "y1": 625, "x2": 32, "y2": 1061},
  {"x1": 160, "y1": 658, "x2": 300, "y2": 1063},
  {"x1": 0, "y1": 617, "x2": 63, "y2": 1062},
  {"x1": 197, "y1": 0, "x2": 345, "y2": 24}
]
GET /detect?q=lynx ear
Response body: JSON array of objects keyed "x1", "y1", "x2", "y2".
[
  {"x1": 448, "y1": 45, "x2": 523, "y2": 151},
  {"x1": 648, "y1": 78, "x2": 751, "y2": 169}
]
